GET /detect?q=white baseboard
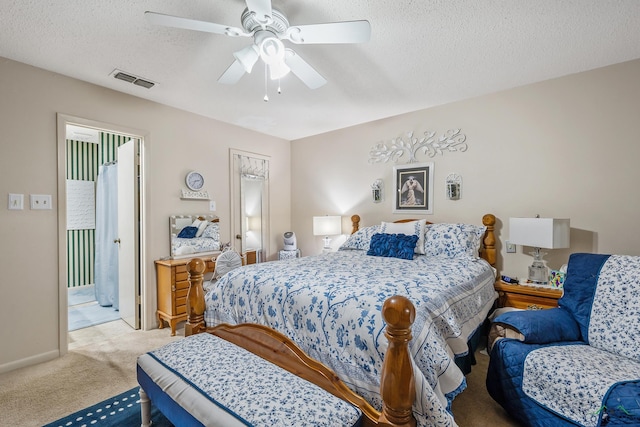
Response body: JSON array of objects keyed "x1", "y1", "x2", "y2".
[{"x1": 0, "y1": 350, "x2": 60, "y2": 374}]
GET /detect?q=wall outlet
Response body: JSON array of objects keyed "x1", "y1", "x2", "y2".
[
  {"x1": 8, "y1": 193, "x2": 24, "y2": 210},
  {"x1": 506, "y1": 241, "x2": 516, "y2": 253},
  {"x1": 30, "y1": 194, "x2": 52, "y2": 210},
  {"x1": 209, "y1": 200, "x2": 216, "y2": 211}
]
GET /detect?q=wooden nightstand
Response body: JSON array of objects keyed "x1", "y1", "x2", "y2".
[
  {"x1": 155, "y1": 257, "x2": 216, "y2": 335},
  {"x1": 494, "y1": 280, "x2": 563, "y2": 310}
]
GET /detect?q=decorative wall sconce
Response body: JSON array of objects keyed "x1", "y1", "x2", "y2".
[
  {"x1": 446, "y1": 174, "x2": 462, "y2": 200},
  {"x1": 371, "y1": 179, "x2": 383, "y2": 203}
]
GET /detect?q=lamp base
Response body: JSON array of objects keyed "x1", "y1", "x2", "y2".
[
  {"x1": 528, "y1": 248, "x2": 548, "y2": 284},
  {"x1": 528, "y1": 262, "x2": 548, "y2": 284},
  {"x1": 323, "y1": 236, "x2": 332, "y2": 250}
]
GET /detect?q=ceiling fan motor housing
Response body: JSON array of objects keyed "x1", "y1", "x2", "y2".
[{"x1": 241, "y1": 7, "x2": 289, "y2": 36}]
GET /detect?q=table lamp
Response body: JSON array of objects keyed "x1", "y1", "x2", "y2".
[
  {"x1": 509, "y1": 217, "x2": 570, "y2": 284},
  {"x1": 313, "y1": 216, "x2": 342, "y2": 250}
]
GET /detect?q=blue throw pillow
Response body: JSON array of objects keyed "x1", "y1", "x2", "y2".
[
  {"x1": 177, "y1": 226, "x2": 198, "y2": 238},
  {"x1": 367, "y1": 233, "x2": 418, "y2": 260}
]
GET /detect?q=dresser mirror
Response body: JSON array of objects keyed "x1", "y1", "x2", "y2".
[{"x1": 169, "y1": 214, "x2": 221, "y2": 259}]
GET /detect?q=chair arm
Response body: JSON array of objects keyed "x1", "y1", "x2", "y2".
[{"x1": 489, "y1": 308, "x2": 581, "y2": 351}]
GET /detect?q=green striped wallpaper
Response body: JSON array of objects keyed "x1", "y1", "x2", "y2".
[{"x1": 66, "y1": 132, "x2": 132, "y2": 288}]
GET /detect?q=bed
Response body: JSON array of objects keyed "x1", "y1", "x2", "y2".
[{"x1": 184, "y1": 214, "x2": 498, "y2": 427}]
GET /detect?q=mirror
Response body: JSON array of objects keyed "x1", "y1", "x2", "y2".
[
  {"x1": 230, "y1": 150, "x2": 269, "y2": 262},
  {"x1": 169, "y1": 214, "x2": 221, "y2": 259}
]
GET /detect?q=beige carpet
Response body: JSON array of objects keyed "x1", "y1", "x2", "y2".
[{"x1": 0, "y1": 321, "x2": 520, "y2": 427}]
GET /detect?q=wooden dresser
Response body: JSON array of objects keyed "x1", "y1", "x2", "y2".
[
  {"x1": 155, "y1": 249, "x2": 258, "y2": 335},
  {"x1": 494, "y1": 280, "x2": 563, "y2": 310},
  {"x1": 155, "y1": 257, "x2": 216, "y2": 336}
]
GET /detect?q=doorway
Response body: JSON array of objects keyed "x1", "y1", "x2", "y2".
[{"x1": 57, "y1": 114, "x2": 146, "y2": 355}]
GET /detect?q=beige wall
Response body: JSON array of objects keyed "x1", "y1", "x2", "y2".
[
  {"x1": 0, "y1": 57, "x2": 291, "y2": 371},
  {"x1": 291, "y1": 59, "x2": 640, "y2": 276}
]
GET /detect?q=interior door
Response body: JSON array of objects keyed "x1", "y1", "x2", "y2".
[{"x1": 117, "y1": 139, "x2": 140, "y2": 329}]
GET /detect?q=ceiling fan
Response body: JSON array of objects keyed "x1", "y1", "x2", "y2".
[{"x1": 145, "y1": 0, "x2": 371, "y2": 92}]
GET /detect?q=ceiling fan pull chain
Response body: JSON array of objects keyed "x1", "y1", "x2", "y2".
[
  {"x1": 278, "y1": 78, "x2": 282, "y2": 95},
  {"x1": 263, "y1": 62, "x2": 269, "y2": 102}
]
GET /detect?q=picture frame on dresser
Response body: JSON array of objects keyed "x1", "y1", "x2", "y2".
[{"x1": 393, "y1": 162, "x2": 434, "y2": 214}]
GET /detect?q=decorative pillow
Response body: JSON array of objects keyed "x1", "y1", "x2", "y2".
[
  {"x1": 202, "y1": 222, "x2": 220, "y2": 240},
  {"x1": 380, "y1": 220, "x2": 427, "y2": 254},
  {"x1": 177, "y1": 226, "x2": 198, "y2": 239},
  {"x1": 339, "y1": 225, "x2": 381, "y2": 251},
  {"x1": 191, "y1": 219, "x2": 210, "y2": 237},
  {"x1": 367, "y1": 233, "x2": 419, "y2": 260},
  {"x1": 423, "y1": 223, "x2": 486, "y2": 259}
]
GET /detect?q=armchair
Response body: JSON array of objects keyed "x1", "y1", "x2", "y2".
[{"x1": 487, "y1": 253, "x2": 640, "y2": 427}]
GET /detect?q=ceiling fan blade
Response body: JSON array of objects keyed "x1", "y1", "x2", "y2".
[
  {"x1": 218, "y1": 60, "x2": 247, "y2": 84},
  {"x1": 245, "y1": 0, "x2": 273, "y2": 23},
  {"x1": 145, "y1": 11, "x2": 250, "y2": 37},
  {"x1": 285, "y1": 20, "x2": 371, "y2": 44},
  {"x1": 284, "y1": 50, "x2": 327, "y2": 89}
]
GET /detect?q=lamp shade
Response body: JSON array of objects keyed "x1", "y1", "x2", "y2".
[
  {"x1": 509, "y1": 217, "x2": 570, "y2": 249},
  {"x1": 313, "y1": 216, "x2": 341, "y2": 236}
]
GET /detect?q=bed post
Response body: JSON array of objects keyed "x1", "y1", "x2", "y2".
[
  {"x1": 481, "y1": 214, "x2": 497, "y2": 268},
  {"x1": 379, "y1": 296, "x2": 417, "y2": 427},
  {"x1": 185, "y1": 258, "x2": 206, "y2": 336},
  {"x1": 351, "y1": 214, "x2": 361, "y2": 234}
]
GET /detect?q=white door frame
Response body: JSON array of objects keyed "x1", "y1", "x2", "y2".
[{"x1": 56, "y1": 114, "x2": 148, "y2": 355}]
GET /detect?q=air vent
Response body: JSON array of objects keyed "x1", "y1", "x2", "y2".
[
  {"x1": 133, "y1": 78, "x2": 155, "y2": 89},
  {"x1": 110, "y1": 69, "x2": 156, "y2": 89}
]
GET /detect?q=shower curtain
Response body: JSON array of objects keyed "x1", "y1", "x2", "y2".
[{"x1": 95, "y1": 162, "x2": 119, "y2": 309}]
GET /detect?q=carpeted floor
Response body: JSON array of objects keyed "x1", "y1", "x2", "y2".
[{"x1": 0, "y1": 321, "x2": 520, "y2": 427}]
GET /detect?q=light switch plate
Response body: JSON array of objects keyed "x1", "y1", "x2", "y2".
[
  {"x1": 30, "y1": 194, "x2": 52, "y2": 210},
  {"x1": 8, "y1": 193, "x2": 24, "y2": 210},
  {"x1": 506, "y1": 241, "x2": 516, "y2": 253},
  {"x1": 209, "y1": 200, "x2": 216, "y2": 211}
]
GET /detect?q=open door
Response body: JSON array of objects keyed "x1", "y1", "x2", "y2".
[{"x1": 117, "y1": 139, "x2": 140, "y2": 329}]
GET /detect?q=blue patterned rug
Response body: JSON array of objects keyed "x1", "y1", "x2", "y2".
[{"x1": 43, "y1": 387, "x2": 173, "y2": 427}]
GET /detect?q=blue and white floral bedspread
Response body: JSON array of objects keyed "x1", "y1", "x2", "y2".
[{"x1": 204, "y1": 250, "x2": 497, "y2": 427}]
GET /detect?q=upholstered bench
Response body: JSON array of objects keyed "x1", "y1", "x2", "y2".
[{"x1": 137, "y1": 332, "x2": 363, "y2": 427}]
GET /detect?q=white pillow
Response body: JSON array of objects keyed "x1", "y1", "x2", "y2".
[
  {"x1": 191, "y1": 219, "x2": 210, "y2": 238},
  {"x1": 380, "y1": 219, "x2": 427, "y2": 254}
]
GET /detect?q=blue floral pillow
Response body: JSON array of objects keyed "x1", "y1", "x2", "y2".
[
  {"x1": 177, "y1": 226, "x2": 198, "y2": 239},
  {"x1": 367, "y1": 233, "x2": 418, "y2": 260},
  {"x1": 202, "y1": 222, "x2": 220, "y2": 240},
  {"x1": 339, "y1": 225, "x2": 381, "y2": 251},
  {"x1": 424, "y1": 223, "x2": 486, "y2": 259}
]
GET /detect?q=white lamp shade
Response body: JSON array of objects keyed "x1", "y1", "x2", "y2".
[
  {"x1": 233, "y1": 45, "x2": 259, "y2": 73},
  {"x1": 509, "y1": 218, "x2": 570, "y2": 249},
  {"x1": 313, "y1": 216, "x2": 342, "y2": 236}
]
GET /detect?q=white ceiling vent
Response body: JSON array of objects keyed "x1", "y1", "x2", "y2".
[{"x1": 110, "y1": 69, "x2": 156, "y2": 89}]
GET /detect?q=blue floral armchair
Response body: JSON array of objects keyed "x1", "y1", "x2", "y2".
[{"x1": 486, "y1": 253, "x2": 640, "y2": 427}]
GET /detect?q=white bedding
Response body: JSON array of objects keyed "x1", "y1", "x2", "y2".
[{"x1": 204, "y1": 249, "x2": 497, "y2": 427}]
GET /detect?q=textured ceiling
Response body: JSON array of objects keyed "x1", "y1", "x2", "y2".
[{"x1": 2, "y1": 1, "x2": 640, "y2": 140}]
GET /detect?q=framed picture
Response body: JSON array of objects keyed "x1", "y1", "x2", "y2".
[{"x1": 393, "y1": 162, "x2": 434, "y2": 214}]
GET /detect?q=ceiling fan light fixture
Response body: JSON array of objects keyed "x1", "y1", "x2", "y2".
[
  {"x1": 268, "y1": 61, "x2": 290, "y2": 80},
  {"x1": 233, "y1": 44, "x2": 260, "y2": 73}
]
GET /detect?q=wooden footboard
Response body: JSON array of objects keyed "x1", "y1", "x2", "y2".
[{"x1": 185, "y1": 258, "x2": 417, "y2": 427}]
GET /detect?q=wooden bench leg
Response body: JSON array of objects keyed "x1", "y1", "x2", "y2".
[{"x1": 139, "y1": 387, "x2": 151, "y2": 427}]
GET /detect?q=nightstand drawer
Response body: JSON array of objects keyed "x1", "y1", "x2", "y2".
[
  {"x1": 501, "y1": 293, "x2": 558, "y2": 310},
  {"x1": 494, "y1": 280, "x2": 562, "y2": 310}
]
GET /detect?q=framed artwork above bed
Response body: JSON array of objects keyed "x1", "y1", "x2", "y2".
[{"x1": 393, "y1": 162, "x2": 434, "y2": 214}]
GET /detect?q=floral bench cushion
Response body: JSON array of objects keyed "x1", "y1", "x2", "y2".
[{"x1": 147, "y1": 333, "x2": 362, "y2": 427}]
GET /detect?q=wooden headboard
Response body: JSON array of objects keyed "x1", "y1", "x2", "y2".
[{"x1": 349, "y1": 214, "x2": 497, "y2": 268}]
